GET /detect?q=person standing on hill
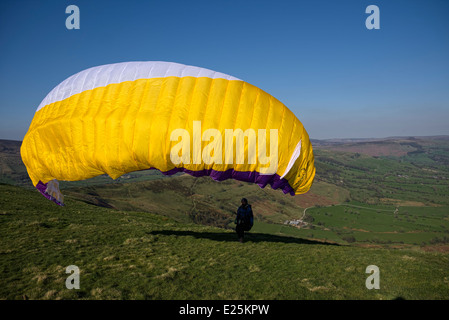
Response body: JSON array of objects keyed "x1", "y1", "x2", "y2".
[{"x1": 235, "y1": 198, "x2": 254, "y2": 243}]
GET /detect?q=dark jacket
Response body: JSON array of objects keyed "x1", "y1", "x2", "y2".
[{"x1": 236, "y1": 204, "x2": 253, "y2": 229}]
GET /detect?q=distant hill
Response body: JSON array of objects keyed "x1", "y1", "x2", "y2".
[
  {"x1": 0, "y1": 139, "x2": 29, "y2": 186},
  {"x1": 312, "y1": 136, "x2": 449, "y2": 157}
]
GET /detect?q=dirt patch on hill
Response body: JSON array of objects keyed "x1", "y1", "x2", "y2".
[
  {"x1": 379, "y1": 198, "x2": 429, "y2": 207},
  {"x1": 322, "y1": 142, "x2": 412, "y2": 157},
  {"x1": 421, "y1": 245, "x2": 449, "y2": 253},
  {"x1": 292, "y1": 192, "x2": 336, "y2": 208},
  {"x1": 343, "y1": 227, "x2": 370, "y2": 233},
  {"x1": 251, "y1": 200, "x2": 281, "y2": 216}
]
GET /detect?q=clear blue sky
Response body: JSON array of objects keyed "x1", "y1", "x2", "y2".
[{"x1": 1, "y1": 0, "x2": 448, "y2": 140}]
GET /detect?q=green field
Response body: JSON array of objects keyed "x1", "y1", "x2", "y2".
[
  {"x1": 314, "y1": 138, "x2": 449, "y2": 206},
  {"x1": 1, "y1": 184, "x2": 449, "y2": 300}
]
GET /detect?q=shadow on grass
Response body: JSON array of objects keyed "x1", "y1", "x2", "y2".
[{"x1": 147, "y1": 230, "x2": 340, "y2": 246}]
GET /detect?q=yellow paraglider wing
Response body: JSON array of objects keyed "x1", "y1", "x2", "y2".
[{"x1": 21, "y1": 61, "x2": 315, "y2": 205}]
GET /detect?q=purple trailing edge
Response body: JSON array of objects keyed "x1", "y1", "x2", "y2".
[
  {"x1": 155, "y1": 167, "x2": 295, "y2": 195},
  {"x1": 35, "y1": 167, "x2": 295, "y2": 206},
  {"x1": 35, "y1": 181, "x2": 65, "y2": 206}
]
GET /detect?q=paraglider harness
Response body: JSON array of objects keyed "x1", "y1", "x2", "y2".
[{"x1": 235, "y1": 204, "x2": 254, "y2": 231}]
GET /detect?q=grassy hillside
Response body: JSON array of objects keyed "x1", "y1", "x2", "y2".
[
  {"x1": 63, "y1": 175, "x2": 330, "y2": 228},
  {"x1": 1, "y1": 184, "x2": 448, "y2": 300},
  {"x1": 1, "y1": 137, "x2": 449, "y2": 300}
]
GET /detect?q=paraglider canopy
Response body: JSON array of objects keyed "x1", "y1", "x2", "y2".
[{"x1": 20, "y1": 61, "x2": 315, "y2": 205}]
